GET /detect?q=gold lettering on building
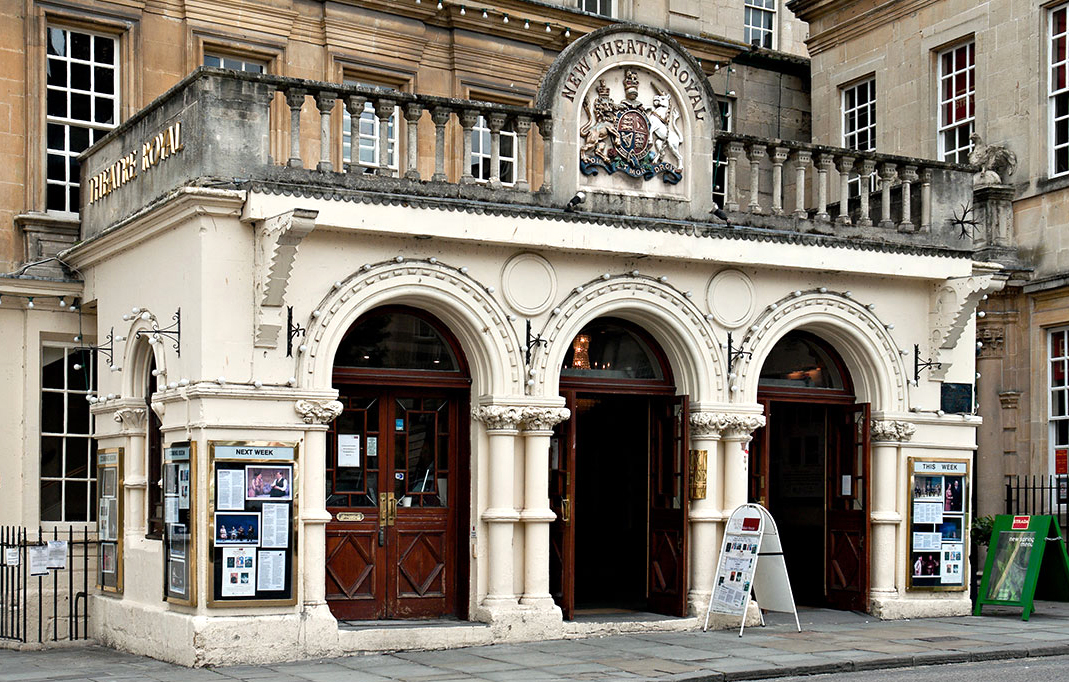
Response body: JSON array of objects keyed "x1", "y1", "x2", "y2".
[{"x1": 88, "y1": 121, "x2": 184, "y2": 205}]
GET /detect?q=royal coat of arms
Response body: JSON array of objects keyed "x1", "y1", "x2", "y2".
[{"x1": 579, "y1": 69, "x2": 683, "y2": 184}]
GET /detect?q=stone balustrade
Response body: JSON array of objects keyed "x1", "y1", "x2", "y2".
[{"x1": 714, "y1": 132, "x2": 977, "y2": 236}]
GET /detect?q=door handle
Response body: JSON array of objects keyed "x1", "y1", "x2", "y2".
[
  {"x1": 561, "y1": 496, "x2": 571, "y2": 524},
  {"x1": 387, "y1": 493, "x2": 397, "y2": 526},
  {"x1": 379, "y1": 493, "x2": 389, "y2": 527}
]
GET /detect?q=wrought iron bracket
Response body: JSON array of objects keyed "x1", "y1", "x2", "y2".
[
  {"x1": 914, "y1": 343, "x2": 942, "y2": 384},
  {"x1": 75, "y1": 327, "x2": 115, "y2": 366},
  {"x1": 287, "y1": 306, "x2": 306, "y2": 357},
  {"x1": 525, "y1": 319, "x2": 547, "y2": 367},
  {"x1": 135, "y1": 308, "x2": 181, "y2": 356},
  {"x1": 726, "y1": 332, "x2": 752, "y2": 375}
]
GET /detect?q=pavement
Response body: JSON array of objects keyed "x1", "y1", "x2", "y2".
[{"x1": 6, "y1": 603, "x2": 1069, "y2": 681}]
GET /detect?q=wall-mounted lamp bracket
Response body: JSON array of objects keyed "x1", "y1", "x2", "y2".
[
  {"x1": 726, "y1": 331, "x2": 752, "y2": 375},
  {"x1": 287, "y1": 306, "x2": 306, "y2": 357},
  {"x1": 525, "y1": 319, "x2": 547, "y2": 366},
  {"x1": 75, "y1": 327, "x2": 115, "y2": 366},
  {"x1": 914, "y1": 343, "x2": 942, "y2": 384},
  {"x1": 135, "y1": 308, "x2": 182, "y2": 356}
]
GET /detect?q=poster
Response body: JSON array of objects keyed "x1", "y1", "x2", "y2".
[
  {"x1": 169, "y1": 524, "x2": 187, "y2": 559},
  {"x1": 102, "y1": 468, "x2": 117, "y2": 497},
  {"x1": 261, "y1": 503, "x2": 289, "y2": 549},
  {"x1": 942, "y1": 542, "x2": 964, "y2": 584},
  {"x1": 106, "y1": 499, "x2": 118, "y2": 541},
  {"x1": 28, "y1": 545, "x2": 49, "y2": 576},
  {"x1": 178, "y1": 463, "x2": 191, "y2": 510},
  {"x1": 217, "y1": 469, "x2": 245, "y2": 510},
  {"x1": 4, "y1": 547, "x2": 19, "y2": 566},
  {"x1": 257, "y1": 550, "x2": 286, "y2": 591},
  {"x1": 367, "y1": 437, "x2": 378, "y2": 458},
  {"x1": 165, "y1": 496, "x2": 179, "y2": 524},
  {"x1": 710, "y1": 525, "x2": 762, "y2": 615},
  {"x1": 215, "y1": 512, "x2": 260, "y2": 546},
  {"x1": 221, "y1": 547, "x2": 256, "y2": 597},
  {"x1": 912, "y1": 532, "x2": 941, "y2": 551},
  {"x1": 98, "y1": 499, "x2": 110, "y2": 540},
  {"x1": 913, "y1": 501, "x2": 942, "y2": 524},
  {"x1": 169, "y1": 559, "x2": 187, "y2": 596},
  {"x1": 45, "y1": 540, "x2": 67, "y2": 569},
  {"x1": 338, "y1": 435, "x2": 361, "y2": 468},
  {"x1": 101, "y1": 543, "x2": 117, "y2": 574},
  {"x1": 245, "y1": 465, "x2": 292, "y2": 501},
  {"x1": 985, "y1": 531, "x2": 1034, "y2": 601},
  {"x1": 164, "y1": 464, "x2": 177, "y2": 495}
]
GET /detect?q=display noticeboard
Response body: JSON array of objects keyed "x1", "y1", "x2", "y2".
[
  {"x1": 163, "y1": 442, "x2": 196, "y2": 605},
  {"x1": 704, "y1": 503, "x2": 800, "y2": 636},
  {"x1": 96, "y1": 447, "x2": 123, "y2": 593},
  {"x1": 907, "y1": 458, "x2": 968, "y2": 590},
  {"x1": 974, "y1": 515, "x2": 1069, "y2": 620},
  {"x1": 208, "y1": 441, "x2": 298, "y2": 607}
]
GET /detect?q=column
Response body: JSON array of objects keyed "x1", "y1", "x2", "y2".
[
  {"x1": 836, "y1": 155, "x2": 856, "y2": 225},
  {"x1": 746, "y1": 144, "x2": 766, "y2": 214},
  {"x1": 285, "y1": 88, "x2": 306, "y2": 168},
  {"x1": 431, "y1": 106, "x2": 451, "y2": 182},
  {"x1": 114, "y1": 406, "x2": 148, "y2": 536},
  {"x1": 920, "y1": 168, "x2": 932, "y2": 231},
  {"x1": 721, "y1": 415, "x2": 765, "y2": 513},
  {"x1": 538, "y1": 119, "x2": 553, "y2": 192},
  {"x1": 295, "y1": 399, "x2": 343, "y2": 610},
  {"x1": 487, "y1": 112, "x2": 507, "y2": 189},
  {"x1": 374, "y1": 98, "x2": 396, "y2": 177},
  {"x1": 345, "y1": 94, "x2": 366, "y2": 173},
  {"x1": 869, "y1": 419, "x2": 915, "y2": 597},
  {"x1": 879, "y1": 162, "x2": 896, "y2": 228},
  {"x1": 816, "y1": 153, "x2": 835, "y2": 221},
  {"x1": 792, "y1": 150, "x2": 811, "y2": 219},
  {"x1": 898, "y1": 166, "x2": 917, "y2": 232},
  {"x1": 857, "y1": 158, "x2": 876, "y2": 227},
  {"x1": 514, "y1": 116, "x2": 531, "y2": 192},
  {"x1": 770, "y1": 146, "x2": 789, "y2": 216},
  {"x1": 518, "y1": 406, "x2": 570, "y2": 608},
  {"x1": 473, "y1": 405, "x2": 522, "y2": 607},
  {"x1": 687, "y1": 412, "x2": 726, "y2": 615},
  {"x1": 403, "y1": 102, "x2": 424, "y2": 181},
  {"x1": 315, "y1": 92, "x2": 337, "y2": 173},
  {"x1": 725, "y1": 141, "x2": 745, "y2": 211}
]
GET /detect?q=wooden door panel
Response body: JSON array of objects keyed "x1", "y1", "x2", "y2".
[
  {"x1": 648, "y1": 395, "x2": 688, "y2": 617},
  {"x1": 549, "y1": 392, "x2": 576, "y2": 619},
  {"x1": 826, "y1": 403, "x2": 869, "y2": 612},
  {"x1": 325, "y1": 526, "x2": 382, "y2": 619}
]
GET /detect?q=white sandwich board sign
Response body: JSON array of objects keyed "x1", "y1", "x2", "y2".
[{"x1": 703, "y1": 503, "x2": 800, "y2": 636}]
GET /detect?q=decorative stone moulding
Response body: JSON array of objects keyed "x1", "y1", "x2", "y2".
[
  {"x1": 295, "y1": 399, "x2": 343, "y2": 424},
  {"x1": 689, "y1": 412, "x2": 765, "y2": 437},
  {"x1": 870, "y1": 419, "x2": 916, "y2": 442},
  {"x1": 519, "y1": 406, "x2": 571, "y2": 431},
  {"x1": 471, "y1": 405, "x2": 525, "y2": 431},
  {"x1": 113, "y1": 407, "x2": 147, "y2": 431},
  {"x1": 501, "y1": 253, "x2": 557, "y2": 316}
]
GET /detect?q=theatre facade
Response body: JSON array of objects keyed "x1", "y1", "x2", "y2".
[{"x1": 38, "y1": 25, "x2": 1001, "y2": 664}]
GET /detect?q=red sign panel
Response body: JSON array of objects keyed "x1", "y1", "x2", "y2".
[
  {"x1": 1057, "y1": 448, "x2": 1068, "y2": 475},
  {"x1": 741, "y1": 516, "x2": 761, "y2": 532},
  {"x1": 1012, "y1": 516, "x2": 1030, "y2": 530}
]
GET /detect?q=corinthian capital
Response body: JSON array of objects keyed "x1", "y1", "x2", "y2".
[
  {"x1": 870, "y1": 420, "x2": 916, "y2": 442},
  {"x1": 472, "y1": 405, "x2": 524, "y2": 431},
  {"x1": 521, "y1": 407, "x2": 571, "y2": 432},
  {"x1": 114, "y1": 408, "x2": 147, "y2": 431},
  {"x1": 689, "y1": 412, "x2": 765, "y2": 437},
  {"x1": 295, "y1": 399, "x2": 343, "y2": 425}
]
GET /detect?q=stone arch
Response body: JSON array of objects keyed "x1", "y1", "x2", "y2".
[
  {"x1": 737, "y1": 291, "x2": 909, "y2": 412},
  {"x1": 120, "y1": 313, "x2": 170, "y2": 399},
  {"x1": 535, "y1": 275, "x2": 724, "y2": 400},
  {"x1": 299, "y1": 260, "x2": 525, "y2": 397}
]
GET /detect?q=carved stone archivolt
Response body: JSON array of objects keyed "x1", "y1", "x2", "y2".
[
  {"x1": 870, "y1": 420, "x2": 916, "y2": 442},
  {"x1": 295, "y1": 399, "x2": 343, "y2": 424},
  {"x1": 689, "y1": 412, "x2": 765, "y2": 437},
  {"x1": 114, "y1": 407, "x2": 147, "y2": 431}
]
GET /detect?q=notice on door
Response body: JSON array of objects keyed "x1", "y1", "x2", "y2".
[{"x1": 338, "y1": 435, "x2": 360, "y2": 468}]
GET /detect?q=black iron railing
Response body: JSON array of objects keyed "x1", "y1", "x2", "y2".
[
  {"x1": 1004, "y1": 475, "x2": 1069, "y2": 527},
  {"x1": 0, "y1": 526, "x2": 97, "y2": 643}
]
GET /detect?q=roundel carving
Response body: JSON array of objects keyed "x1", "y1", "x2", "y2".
[
  {"x1": 706, "y1": 269, "x2": 755, "y2": 329},
  {"x1": 502, "y1": 253, "x2": 557, "y2": 315}
]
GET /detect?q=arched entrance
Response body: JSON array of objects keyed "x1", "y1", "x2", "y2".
[
  {"x1": 550, "y1": 317, "x2": 689, "y2": 619},
  {"x1": 324, "y1": 306, "x2": 471, "y2": 620},
  {"x1": 749, "y1": 331, "x2": 870, "y2": 611}
]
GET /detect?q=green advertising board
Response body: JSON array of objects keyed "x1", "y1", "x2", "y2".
[{"x1": 974, "y1": 515, "x2": 1069, "y2": 620}]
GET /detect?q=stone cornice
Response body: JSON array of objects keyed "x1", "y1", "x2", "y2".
[{"x1": 791, "y1": 0, "x2": 941, "y2": 56}]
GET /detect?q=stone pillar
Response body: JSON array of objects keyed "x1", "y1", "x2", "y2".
[
  {"x1": 294, "y1": 399, "x2": 343, "y2": 610},
  {"x1": 487, "y1": 113, "x2": 507, "y2": 189},
  {"x1": 857, "y1": 158, "x2": 876, "y2": 227},
  {"x1": 977, "y1": 321, "x2": 1008, "y2": 518},
  {"x1": 514, "y1": 116, "x2": 531, "y2": 192},
  {"x1": 285, "y1": 88, "x2": 306, "y2": 168},
  {"x1": 315, "y1": 92, "x2": 337, "y2": 172},
  {"x1": 114, "y1": 406, "x2": 148, "y2": 536},
  {"x1": 687, "y1": 412, "x2": 726, "y2": 615},
  {"x1": 816, "y1": 153, "x2": 834, "y2": 221},
  {"x1": 837, "y1": 155, "x2": 856, "y2": 225},
  {"x1": 431, "y1": 106, "x2": 451, "y2": 183},
  {"x1": 746, "y1": 144, "x2": 766, "y2": 214},
  {"x1": 879, "y1": 162, "x2": 896, "y2": 228},
  {"x1": 770, "y1": 146, "x2": 789, "y2": 215},
  {"x1": 920, "y1": 168, "x2": 932, "y2": 231},
  {"x1": 518, "y1": 406, "x2": 570, "y2": 609},
  {"x1": 898, "y1": 166, "x2": 917, "y2": 232},
  {"x1": 473, "y1": 405, "x2": 522, "y2": 608},
  {"x1": 869, "y1": 419, "x2": 915, "y2": 598},
  {"x1": 725, "y1": 142, "x2": 744, "y2": 211},
  {"x1": 374, "y1": 98, "x2": 396, "y2": 177},
  {"x1": 538, "y1": 119, "x2": 553, "y2": 192},
  {"x1": 403, "y1": 103, "x2": 423, "y2": 181},
  {"x1": 973, "y1": 183, "x2": 1017, "y2": 262},
  {"x1": 345, "y1": 95, "x2": 366, "y2": 172},
  {"x1": 721, "y1": 415, "x2": 765, "y2": 513},
  {"x1": 793, "y1": 150, "x2": 811, "y2": 219}
]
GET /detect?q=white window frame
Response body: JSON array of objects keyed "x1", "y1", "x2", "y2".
[
  {"x1": 937, "y1": 41, "x2": 975, "y2": 164},
  {"x1": 45, "y1": 25, "x2": 119, "y2": 214},
  {"x1": 342, "y1": 81, "x2": 398, "y2": 171},
  {"x1": 744, "y1": 0, "x2": 776, "y2": 50},
  {"x1": 713, "y1": 99, "x2": 733, "y2": 208},
  {"x1": 470, "y1": 115, "x2": 517, "y2": 185},
  {"x1": 1050, "y1": 327, "x2": 1069, "y2": 476},
  {"x1": 580, "y1": 0, "x2": 615, "y2": 18},
  {"x1": 842, "y1": 78, "x2": 877, "y2": 194},
  {"x1": 1051, "y1": 3, "x2": 1069, "y2": 177},
  {"x1": 203, "y1": 53, "x2": 266, "y2": 73},
  {"x1": 40, "y1": 344, "x2": 96, "y2": 523}
]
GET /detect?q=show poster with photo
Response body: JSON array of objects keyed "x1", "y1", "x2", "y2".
[
  {"x1": 908, "y1": 459, "x2": 968, "y2": 589},
  {"x1": 221, "y1": 547, "x2": 256, "y2": 597},
  {"x1": 163, "y1": 442, "x2": 195, "y2": 605}
]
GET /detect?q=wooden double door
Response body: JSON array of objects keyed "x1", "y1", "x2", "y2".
[
  {"x1": 549, "y1": 391, "x2": 689, "y2": 619},
  {"x1": 325, "y1": 387, "x2": 466, "y2": 620},
  {"x1": 750, "y1": 399, "x2": 870, "y2": 612}
]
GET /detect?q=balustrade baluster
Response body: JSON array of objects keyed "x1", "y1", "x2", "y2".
[
  {"x1": 858, "y1": 158, "x2": 876, "y2": 227},
  {"x1": 345, "y1": 94, "x2": 367, "y2": 173},
  {"x1": 770, "y1": 146, "x2": 789, "y2": 216},
  {"x1": 285, "y1": 88, "x2": 306, "y2": 169},
  {"x1": 816, "y1": 153, "x2": 834, "y2": 221},
  {"x1": 488, "y1": 112, "x2": 507, "y2": 189},
  {"x1": 515, "y1": 115, "x2": 531, "y2": 191},
  {"x1": 746, "y1": 144, "x2": 766, "y2": 214},
  {"x1": 315, "y1": 92, "x2": 337, "y2": 172},
  {"x1": 879, "y1": 162, "x2": 896, "y2": 228},
  {"x1": 725, "y1": 142, "x2": 744, "y2": 212},
  {"x1": 793, "y1": 150, "x2": 811, "y2": 219},
  {"x1": 899, "y1": 165, "x2": 917, "y2": 232},
  {"x1": 431, "y1": 106, "x2": 451, "y2": 182},
  {"x1": 403, "y1": 103, "x2": 424, "y2": 181},
  {"x1": 920, "y1": 168, "x2": 932, "y2": 231},
  {"x1": 837, "y1": 156, "x2": 856, "y2": 225},
  {"x1": 375, "y1": 98, "x2": 396, "y2": 177},
  {"x1": 539, "y1": 119, "x2": 553, "y2": 192}
]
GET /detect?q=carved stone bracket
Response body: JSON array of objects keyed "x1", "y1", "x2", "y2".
[
  {"x1": 928, "y1": 264, "x2": 1007, "y2": 379},
  {"x1": 689, "y1": 412, "x2": 765, "y2": 438},
  {"x1": 114, "y1": 407, "x2": 147, "y2": 431},
  {"x1": 870, "y1": 420, "x2": 916, "y2": 443},
  {"x1": 472, "y1": 405, "x2": 524, "y2": 432},
  {"x1": 520, "y1": 407, "x2": 571, "y2": 432},
  {"x1": 977, "y1": 323, "x2": 1005, "y2": 359},
  {"x1": 295, "y1": 399, "x2": 343, "y2": 424},
  {"x1": 254, "y1": 208, "x2": 319, "y2": 348}
]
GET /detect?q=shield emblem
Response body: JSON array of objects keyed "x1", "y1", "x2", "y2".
[{"x1": 614, "y1": 110, "x2": 651, "y2": 165}]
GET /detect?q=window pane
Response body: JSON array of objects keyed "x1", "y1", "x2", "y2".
[
  {"x1": 41, "y1": 436, "x2": 63, "y2": 477},
  {"x1": 1055, "y1": 360, "x2": 1066, "y2": 387},
  {"x1": 1055, "y1": 331, "x2": 1066, "y2": 357},
  {"x1": 94, "y1": 35, "x2": 114, "y2": 63},
  {"x1": 41, "y1": 480, "x2": 63, "y2": 521},
  {"x1": 66, "y1": 437, "x2": 89, "y2": 477},
  {"x1": 65, "y1": 481, "x2": 88, "y2": 522},
  {"x1": 48, "y1": 28, "x2": 66, "y2": 57},
  {"x1": 47, "y1": 89, "x2": 67, "y2": 118}
]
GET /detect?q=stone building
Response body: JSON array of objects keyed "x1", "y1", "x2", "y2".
[
  {"x1": 1, "y1": 0, "x2": 996, "y2": 666},
  {"x1": 790, "y1": 0, "x2": 1069, "y2": 518}
]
